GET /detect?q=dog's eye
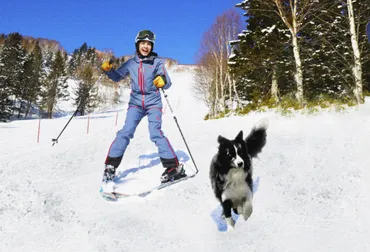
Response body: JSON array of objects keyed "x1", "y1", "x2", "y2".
[
  {"x1": 225, "y1": 150, "x2": 231, "y2": 157},
  {"x1": 226, "y1": 150, "x2": 233, "y2": 159}
]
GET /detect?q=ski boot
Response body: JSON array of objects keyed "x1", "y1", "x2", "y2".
[
  {"x1": 100, "y1": 164, "x2": 117, "y2": 194},
  {"x1": 160, "y1": 163, "x2": 186, "y2": 183}
]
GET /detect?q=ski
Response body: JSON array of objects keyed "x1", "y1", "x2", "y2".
[{"x1": 100, "y1": 173, "x2": 196, "y2": 201}]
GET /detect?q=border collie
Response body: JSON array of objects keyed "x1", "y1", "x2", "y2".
[{"x1": 209, "y1": 119, "x2": 268, "y2": 231}]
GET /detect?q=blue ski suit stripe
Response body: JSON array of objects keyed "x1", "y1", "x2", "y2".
[{"x1": 104, "y1": 53, "x2": 177, "y2": 163}]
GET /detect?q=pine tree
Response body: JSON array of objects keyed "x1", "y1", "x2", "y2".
[
  {"x1": 69, "y1": 43, "x2": 100, "y2": 115},
  {"x1": 74, "y1": 64, "x2": 99, "y2": 116},
  {"x1": 69, "y1": 43, "x2": 97, "y2": 77},
  {"x1": 0, "y1": 34, "x2": 5, "y2": 46},
  {"x1": 0, "y1": 42, "x2": 12, "y2": 121},
  {"x1": 351, "y1": 0, "x2": 370, "y2": 98},
  {"x1": 232, "y1": 0, "x2": 293, "y2": 106},
  {"x1": 21, "y1": 42, "x2": 44, "y2": 118},
  {"x1": 41, "y1": 50, "x2": 69, "y2": 118},
  {"x1": 361, "y1": 7, "x2": 370, "y2": 94},
  {"x1": 0, "y1": 33, "x2": 26, "y2": 119},
  {"x1": 301, "y1": 0, "x2": 370, "y2": 102},
  {"x1": 299, "y1": 1, "x2": 350, "y2": 100}
]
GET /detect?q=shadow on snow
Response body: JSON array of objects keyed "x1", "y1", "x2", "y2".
[{"x1": 113, "y1": 149, "x2": 190, "y2": 184}]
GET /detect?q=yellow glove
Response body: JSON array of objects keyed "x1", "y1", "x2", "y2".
[
  {"x1": 101, "y1": 60, "x2": 113, "y2": 71},
  {"x1": 153, "y1": 75, "x2": 166, "y2": 88}
]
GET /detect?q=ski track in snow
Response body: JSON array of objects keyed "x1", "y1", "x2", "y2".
[{"x1": 1, "y1": 66, "x2": 370, "y2": 251}]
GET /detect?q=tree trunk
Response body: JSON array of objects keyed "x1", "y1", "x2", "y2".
[
  {"x1": 232, "y1": 74, "x2": 241, "y2": 109},
  {"x1": 215, "y1": 67, "x2": 219, "y2": 114},
  {"x1": 347, "y1": 0, "x2": 363, "y2": 104},
  {"x1": 47, "y1": 100, "x2": 54, "y2": 119},
  {"x1": 272, "y1": 0, "x2": 307, "y2": 104},
  {"x1": 210, "y1": 87, "x2": 217, "y2": 119},
  {"x1": 25, "y1": 101, "x2": 31, "y2": 118},
  {"x1": 228, "y1": 72, "x2": 233, "y2": 109},
  {"x1": 292, "y1": 17, "x2": 304, "y2": 104},
  {"x1": 271, "y1": 68, "x2": 279, "y2": 104},
  {"x1": 17, "y1": 101, "x2": 22, "y2": 119},
  {"x1": 219, "y1": 39, "x2": 225, "y2": 112},
  {"x1": 220, "y1": 64, "x2": 225, "y2": 111},
  {"x1": 48, "y1": 108, "x2": 52, "y2": 119}
]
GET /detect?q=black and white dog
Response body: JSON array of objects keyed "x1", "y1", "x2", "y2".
[{"x1": 209, "y1": 119, "x2": 268, "y2": 231}]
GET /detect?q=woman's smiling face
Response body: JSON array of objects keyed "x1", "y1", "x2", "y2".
[{"x1": 138, "y1": 41, "x2": 152, "y2": 57}]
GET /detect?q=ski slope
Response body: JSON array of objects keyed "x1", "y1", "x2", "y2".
[{"x1": 1, "y1": 65, "x2": 370, "y2": 252}]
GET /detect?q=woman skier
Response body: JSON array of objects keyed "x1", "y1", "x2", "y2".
[{"x1": 99, "y1": 30, "x2": 185, "y2": 194}]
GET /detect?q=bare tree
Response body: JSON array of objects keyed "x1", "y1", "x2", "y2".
[
  {"x1": 225, "y1": 10, "x2": 242, "y2": 109},
  {"x1": 318, "y1": 0, "x2": 366, "y2": 104},
  {"x1": 194, "y1": 53, "x2": 218, "y2": 118},
  {"x1": 271, "y1": 0, "x2": 319, "y2": 104},
  {"x1": 345, "y1": 0, "x2": 364, "y2": 104},
  {"x1": 194, "y1": 9, "x2": 241, "y2": 118}
]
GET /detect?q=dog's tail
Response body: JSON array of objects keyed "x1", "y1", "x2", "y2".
[{"x1": 245, "y1": 118, "x2": 268, "y2": 158}]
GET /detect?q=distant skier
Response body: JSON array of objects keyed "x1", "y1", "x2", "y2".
[{"x1": 100, "y1": 30, "x2": 185, "y2": 194}]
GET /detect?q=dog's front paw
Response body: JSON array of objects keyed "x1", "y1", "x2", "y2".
[
  {"x1": 225, "y1": 217, "x2": 235, "y2": 231},
  {"x1": 237, "y1": 205, "x2": 243, "y2": 215},
  {"x1": 241, "y1": 201, "x2": 253, "y2": 221},
  {"x1": 226, "y1": 226, "x2": 235, "y2": 232}
]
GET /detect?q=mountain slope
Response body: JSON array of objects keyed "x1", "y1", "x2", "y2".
[{"x1": 1, "y1": 65, "x2": 370, "y2": 252}]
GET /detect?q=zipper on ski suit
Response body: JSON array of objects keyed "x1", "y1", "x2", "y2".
[{"x1": 138, "y1": 60, "x2": 145, "y2": 108}]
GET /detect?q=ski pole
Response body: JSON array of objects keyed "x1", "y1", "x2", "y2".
[
  {"x1": 160, "y1": 88, "x2": 199, "y2": 174},
  {"x1": 51, "y1": 72, "x2": 104, "y2": 146}
]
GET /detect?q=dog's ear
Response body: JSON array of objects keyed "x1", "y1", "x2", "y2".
[
  {"x1": 217, "y1": 135, "x2": 228, "y2": 145},
  {"x1": 235, "y1": 130, "x2": 243, "y2": 141},
  {"x1": 218, "y1": 135, "x2": 231, "y2": 154}
]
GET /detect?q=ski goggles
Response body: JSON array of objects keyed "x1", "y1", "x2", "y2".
[{"x1": 136, "y1": 30, "x2": 156, "y2": 41}]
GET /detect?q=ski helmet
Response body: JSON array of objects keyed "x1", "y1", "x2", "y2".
[{"x1": 135, "y1": 30, "x2": 155, "y2": 54}]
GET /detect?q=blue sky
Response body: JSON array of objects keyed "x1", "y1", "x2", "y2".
[{"x1": 0, "y1": 0, "x2": 244, "y2": 64}]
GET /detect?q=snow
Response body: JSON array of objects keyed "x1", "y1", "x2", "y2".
[
  {"x1": 261, "y1": 25, "x2": 276, "y2": 34},
  {"x1": 228, "y1": 53, "x2": 236, "y2": 58},
  {"x1": 1, "y1": 65, "x2": 370, "y2": 251}
]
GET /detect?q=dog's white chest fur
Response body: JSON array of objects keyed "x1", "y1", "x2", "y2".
[{"x1": 221, "y1": 168, "x2": 252, "y2": 203}]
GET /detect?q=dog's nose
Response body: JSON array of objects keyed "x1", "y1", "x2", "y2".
[{"x1": 237, "y1": 162, "x2": 243, "y2": 167}]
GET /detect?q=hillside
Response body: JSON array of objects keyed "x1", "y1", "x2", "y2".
[{"x1": 1, "y1": 66, "x2": 370, "y2": 252}]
